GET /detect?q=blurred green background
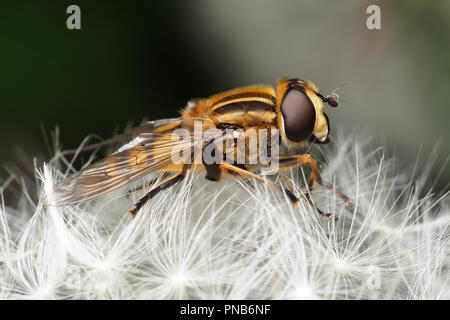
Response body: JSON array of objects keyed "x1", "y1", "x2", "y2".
[{"x1": 0, "y1": 0, "x2": 449, "y2": 190}]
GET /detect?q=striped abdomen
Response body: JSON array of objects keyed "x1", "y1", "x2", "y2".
[{"x1": 183, "y1": 85, "x2": 278, "y2": 129}]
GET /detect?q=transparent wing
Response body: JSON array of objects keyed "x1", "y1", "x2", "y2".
[{"x1": 48, "y1": 118, "x2": 206, "y2": 206}]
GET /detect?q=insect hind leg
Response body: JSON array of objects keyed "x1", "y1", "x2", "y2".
[{"x1": 128, "y1": 171, "x2": 185, "y2": 218}]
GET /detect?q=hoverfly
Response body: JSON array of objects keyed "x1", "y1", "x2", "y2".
[{"x1": 49, "y1": 78, "x2": 351, "y2": 218}]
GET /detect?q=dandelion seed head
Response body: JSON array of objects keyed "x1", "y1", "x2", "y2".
[
  {"x1": 291, "y1": 284, "x2": 318, "y2": 300},
  {"x1": 0, "y1": 130, "x2": 448, "y2": 299},
  {"x1": 167, "y1": 269, "x2": 192, "y2": 288},
  {"x1": 93, "y1": 259, "x2": 114, "y2": 275},
  {"x1": 333, "y1": 257, "x2": 352, "y2": 273}
]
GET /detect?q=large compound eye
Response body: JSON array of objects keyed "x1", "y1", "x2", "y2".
[{"x1": 281, "y1": 89, "x2": 316, "y2": 142}]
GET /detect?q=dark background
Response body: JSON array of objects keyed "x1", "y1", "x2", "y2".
[{"x1": 1, "y1": 1, "x2": 449, "y2": 191}]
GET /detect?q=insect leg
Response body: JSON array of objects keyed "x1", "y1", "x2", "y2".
[
  {"x1": 203, "y1": 164, "x2": 222, "y2": 181},
  {"x1": 218, "y1": 162, "x2": 300, "y2": 205},
  {"x1": 275, "y1": 154, "x2": 351, "y2": 218},
  {"x1": 128, "y1": 170, "x2": 185, "y2": 218},
  {"x1": 278, "y1": 172, "x2": 294, "y2": 193},
  {"x1": 278, "y1": 162, "x2": 330, "y2": 217},
  {"x1": 277, "y1": 154, "x2": 322, "y2": 187},
  {"x1": 277, "y1": 154, "x2": 351, "y2": 203}
]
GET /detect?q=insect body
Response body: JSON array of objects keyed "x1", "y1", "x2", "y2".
[{"x1": 50, "y1": 78, "x2": 350, "y2": 218}]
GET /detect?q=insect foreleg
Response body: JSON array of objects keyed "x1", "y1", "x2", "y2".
[
  {"x1": 277, "y1": 154, "x2": 322, "y2": 188},
  {"x1": 275, "y1": 154, "x2": 352, "y2": 218},
  {"x1": 277, "y1": 154, "x2": 351, "y2": 203}
]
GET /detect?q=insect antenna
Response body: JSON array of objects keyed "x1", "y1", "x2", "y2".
[{"x1": 319, "y1": 83, "x2": 348, "y2": 107}]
